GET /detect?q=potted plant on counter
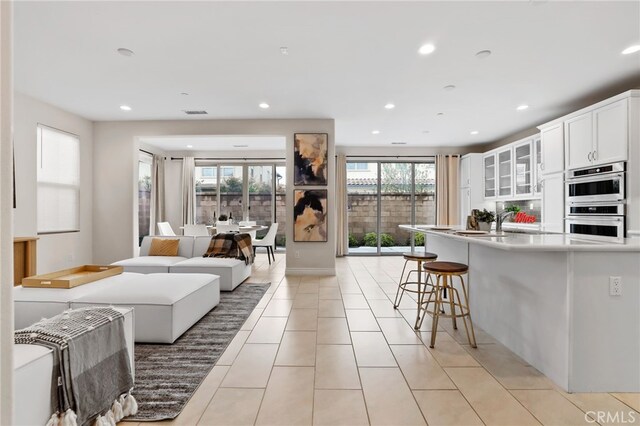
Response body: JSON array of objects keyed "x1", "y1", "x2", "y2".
[{"x1": 475, "y1": 209, "x2": 495, "y2": 231}]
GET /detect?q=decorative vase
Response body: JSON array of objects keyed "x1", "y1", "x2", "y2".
[{"x1": 477, "y1": 221, "x2": 492, "y2": 232}]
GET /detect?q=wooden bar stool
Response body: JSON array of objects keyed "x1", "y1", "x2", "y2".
[
  {"x1": 393, "y1": 251, "x2": 438, "y2": 329},
  {"x1": 420, "y1": 261, "x2": 477, "y2": 348}
]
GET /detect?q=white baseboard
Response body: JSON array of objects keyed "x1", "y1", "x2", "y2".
[{"x1": 285, "y1": 267, "x2": 336, "y2": 276}]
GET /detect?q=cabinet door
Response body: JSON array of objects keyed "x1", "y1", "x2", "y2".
[
  {"x1": 541, "y1": 172, "x2": 564, "y2": 233},
  {"x1": 534, "y1": 137, "x2": 542, "y2": 196},
  {"x1": 540, "y1": 123, "x2": 564, "y2": 174},
  {"x1": 460, "y1": 187, "x2": 470, "y2": 226},
  {"x1": 483, "y1": 154, "x2": 496, "y2": 199},
  {"x1": 565, "y1": 112, "x2": 593, "y2": 170},
  {"x1": 514, "y1": 140, "x2": 533, "y2": 196},
  {"x1": 498, "y1": 148, "x2": 513, "y2": 198},
  {"x1": 460, "y1": 156, "x2": 470, "y2": 188},
  {"x1": 593, "y1": 98, "x2": 628, "y2": 165}
]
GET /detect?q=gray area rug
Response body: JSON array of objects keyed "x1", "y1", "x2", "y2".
[{"x1": 127, "y1": 281, "x2": 270, "y2": 421}]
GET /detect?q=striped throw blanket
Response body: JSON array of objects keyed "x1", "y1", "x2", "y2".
[
  {"x1": 15, "y1": 307, "x2": 136, "y2": 426},
  {"x1": 204, "y1": 232, "x2": 254, "y2": 265}
]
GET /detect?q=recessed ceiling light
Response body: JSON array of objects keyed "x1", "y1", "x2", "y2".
[
  {"x1": 259, "y1": 102, "x2": 270, "y2": 109},
  {"x1": 436, "y1": 112, "x2": 444, "y2": 116},
  {"x1": 233, "y1": 144, "x2": 249, "y2": 148},
  {"x1": 280, "y1": 47, "x2": 289, "y2": 55},
  {"x1": 186, "y1": 145, "x2": 193, "y2": 148},
  {"x1": 180, "y1": 92, "x2": 189, "y2": 96},
  {"x1": 517, "y1": 104, "x2": 529, "y2": 111},
  {"x1": 443, "y1": 85, "x2": 456, "y2": 91},
  {"x1": 470, "y1": 131, "x2": 479, "y2": 135},
  {"x1": 117, "y1": 48, "x2": 134, "y2": 57},
  {"x1": 475, "y1": 49, "x2": 492, "y2": 59},
  {"x1": 384, "y1": 103, "x2": 395, "y2": 109},
  {"x1": 422, "y1": 130, "x2": 430, "y2": 134},
  {"x1": 120, "y1": 105, "x2": 131, "y2": 111},
  {"x1": 622, "y1": 45, "x2": 640, "y2": 55},
  {"x1": 418, "y1": 43, "x2": 436, "y2": 55},
  {"x1": 372, "y1": 130, "x2": 380, "y2": 135},
  {"x1": 391, "y1": 142, "x2": 407, "y2": 145}
]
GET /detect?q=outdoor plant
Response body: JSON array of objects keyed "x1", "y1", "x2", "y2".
[
  {"x1": 475, "y1": 209, "x2": 496, "y2": 223},
  {"x1": 364, "y1": 232, "x2": 395, "y2": 247},
  {"x1": 413, "y1": 232, "x2": 425, "y2": 246},
  {"x1": 348, "y1": 234, "x2": 360, "y2": 247}
]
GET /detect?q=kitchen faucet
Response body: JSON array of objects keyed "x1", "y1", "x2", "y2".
[{"x1": 496, "y1": 211, "x2": 516, "y2": 233}]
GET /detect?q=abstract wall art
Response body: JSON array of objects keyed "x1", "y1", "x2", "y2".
[
  {"x1": 294, "y1": 133, "x2": 328, "y2": 186},
  {"x1": 293, "y1": 189, "x2": 327, "y2": 242}
]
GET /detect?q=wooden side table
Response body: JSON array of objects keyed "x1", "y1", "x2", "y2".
[{"x1": 14, "y1": 237, "x2": 38, "y2": 286}]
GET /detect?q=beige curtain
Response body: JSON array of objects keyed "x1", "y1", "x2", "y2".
[
  {"x1": 181, "y1": 156, "x2": 196, "y2": 225},
  {"x1": 149, "y1": 154, "x2": 165, "y2": 235},
  {"x1": 436, "y1": 155, "x2": 460, "y2": 226},
  {"x1": 335, "y1": 154, "x2": 348, "y2": 256}
]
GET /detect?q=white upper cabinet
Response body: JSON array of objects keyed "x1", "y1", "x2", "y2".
[
  {"x1": 514, "y1": 139, "x2": 533, "y2": 197},
  {"x1": 460, "y1": 156, "x2": 470, "y2": 188},
  {"x1": 483, "y1": 153, "x2": 496, "y2": 199},
  {"x1": 534, "y1": 137, "x2": 542, "y2": 196},
  {"x1": 540, "y1": 123, "x2": 564, "y2": 175},
  {"x1": 497, "y1": 148, "x2": 513, "y2": 198},
  {"x1": 593, "y1": 98, "x2": 628, "y2": 165},
  {"x1": 565, "y1": 98, "x2": 628, "y2": 170},
  {"x1": 565, "y1": 113, "x2": 593, "y2": 170}
]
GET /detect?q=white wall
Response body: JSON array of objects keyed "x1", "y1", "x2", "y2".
[
  {"x1": 93, "y1": 119, "x2": 336, "y2": 275},
  {"x1": 13, "y1": 93, "x2": 94, "y2": 273},
  {"x1": 0, "y1": 1, "x2": 13, "y2": 423}
]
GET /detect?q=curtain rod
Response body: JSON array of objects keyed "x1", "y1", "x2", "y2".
[
  {"x1": 140, "y1": 149, "x2": 154, "y2": 156},
  {"x1": 341, "y1": 155, "x2": 440, "y2": 158},
  {"x1": 171, "y1": 156, "x2": 285, "y2": 161}
]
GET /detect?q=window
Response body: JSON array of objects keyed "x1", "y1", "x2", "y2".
[
  {"x1": 37, "y1": 125, "x2": 80, "y2": 233},
  {"x1": 138, "y1": 152, "x2": 153, "y2": 244},
  {"x1": 347, "y1": 162, "x2": 369, "y2": 171},
  {"x1": 221, "y1": 167, "x2": 234, "y2": 177},
  {"x1": 201, "y1": 167, "x2": 215, "y2": 177}
]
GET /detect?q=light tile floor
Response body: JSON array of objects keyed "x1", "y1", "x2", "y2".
[{"x1": 129, "y1": 253, "x2": 640, "y2": 426}]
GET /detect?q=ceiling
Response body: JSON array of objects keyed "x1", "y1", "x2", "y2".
[
  {"x1": 139, "y1": 135, "x2": 286, "y2": 152},
  {"x1": 13, "y1": 1, "x2": 640, "y2": 148}
]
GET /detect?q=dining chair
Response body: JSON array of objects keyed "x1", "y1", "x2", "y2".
[
  {"x1": 239, "y1": 221, "x2": 257, "y2": 239},
  {"x1": 253, "y1": 223, "x2": 278, "y2": 264},
  {"x1": 183, "y1": 224, "x2": 210, "y2": 237},
  {"x1": 157, "y1": 222, "x2": 176, "y2": 236}
]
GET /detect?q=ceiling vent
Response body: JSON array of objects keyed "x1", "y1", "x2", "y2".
[
  {"x1": 183, "y1": 110, "x2": 208, "y2": 115},
  {"x1": 391, "y1": 142, "x2": 407, "y2": 145}
]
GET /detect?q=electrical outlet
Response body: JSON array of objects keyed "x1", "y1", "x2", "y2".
[
  {"x1": 295, "y1": 251, "x2": 300, "y2": 259},
  {"x1": 609, "y1": 276, "x2": 622, "y2": 296}
]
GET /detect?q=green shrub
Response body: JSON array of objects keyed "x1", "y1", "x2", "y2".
[
  {"x1": 348, "y1": 234, "x2": 360, "y2": 247},
  {"x1": 413, "y1": 233, "x2": 425, "y2": 246},
  {"x1": 364, "y1": 232, "x2": 395, "y2": 247}
]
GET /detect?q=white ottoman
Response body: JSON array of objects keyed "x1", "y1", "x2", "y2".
[
  {"x1": 13, "y1": 272, "x2": 142, "y2": 330},
  {"x1": 71, "y1": 273, "x2": 220, "y2": 343},
  {"x1": 169, "y1": 257, "x2": 250, "y2": 291}
]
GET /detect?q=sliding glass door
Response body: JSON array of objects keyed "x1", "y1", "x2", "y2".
[
  {"x1": 195, "y1": 162, "x2": 285, "y2": 245},
  {"x1": 347, "y1": 159, "x2": 435, "y2": 255},
  {"x1": 137, "y1": 151, "x2": 153, "y2": 245}
]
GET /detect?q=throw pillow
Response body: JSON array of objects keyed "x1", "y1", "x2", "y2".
[{"x1": 148, "y1": 238, "x2": 180, "y2": 256}]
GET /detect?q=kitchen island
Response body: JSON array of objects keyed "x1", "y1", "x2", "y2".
[{"x1": 400, "y1": 225, "x2": 640, "y2": 392}]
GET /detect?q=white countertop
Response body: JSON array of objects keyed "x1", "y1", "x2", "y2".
[{"x1": 399, "y1": 225, "x2": 640, "y2": 252}]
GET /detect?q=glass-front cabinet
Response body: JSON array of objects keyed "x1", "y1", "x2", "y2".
[
  {"x1": 498, "y1": 148, "x2": 513, "y2": 198},
  {"x1": 514, "y1": 140, "x2": 532, "y2": 196},
  {"x1": 534, "y1": 137, "x2": 542, "y2": 196},
  {"x1": 483, "y1": 153, "x2": 496, "y2": 198}
]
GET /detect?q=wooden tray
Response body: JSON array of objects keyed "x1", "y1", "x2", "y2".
[{"x1": 22, "y1": 265, "x2": 123, "y2": 289}]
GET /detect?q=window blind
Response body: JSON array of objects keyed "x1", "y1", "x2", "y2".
[{"x1": 37, "y1": 125, "x2": 80, "y2": 233}]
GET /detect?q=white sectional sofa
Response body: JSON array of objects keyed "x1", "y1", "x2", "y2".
[
  {"x1": 14, "y1": 307, "x2": 135, "y2": 426},
  {"x1": 113, "y1": 236, "x2": 252, "y2": 291},
  {"x1": 14, "y1": 272, "x2": 220, "y2": 343}
]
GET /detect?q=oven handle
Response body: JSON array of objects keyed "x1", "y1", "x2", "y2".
[
  {"x1": 566, "y1": 172, "x2": 624, "y2": 184},
  {"x1": 565, "y1": 216, "x2": 624, "y2": 224}
]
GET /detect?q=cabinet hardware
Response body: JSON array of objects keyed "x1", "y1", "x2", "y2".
[
  {"x1": 593, "y1": 150, "x2": 597, "y2": 161},
  {"x1": 588, "y1": 151, "x2": 593, "y2": 162}
]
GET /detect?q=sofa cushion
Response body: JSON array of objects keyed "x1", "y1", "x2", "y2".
[
  {"x1": 13, "y1": 272, "x2": 142, "y2": 330},
  {"x1": 148, "y1": 238, "x2": 180, "y2": 256},
  {"x1": 71, "y1": 273, "x2": 220, "y2": 343},
  {"x1": 169, "y1": 257, "x2": 251, "y2": 291},
  {"x1": 140, "y1": 236, "x2": 195, "y2": 258},
  {"x1": 111, "y1": 255, "x2": 187, "y2": 274}
]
